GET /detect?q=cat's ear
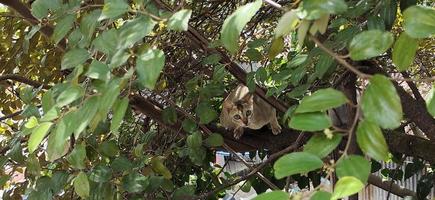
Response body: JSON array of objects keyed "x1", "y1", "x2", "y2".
[{"x1": 241, "y1": 93, "x2": 253, "y2": 102}]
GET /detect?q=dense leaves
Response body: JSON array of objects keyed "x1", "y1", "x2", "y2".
[{"x1": 0, "y1": 0, "x2": 433, "y2": 199}]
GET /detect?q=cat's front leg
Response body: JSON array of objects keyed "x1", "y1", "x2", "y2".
[
  {"x1": 233, "y1": 126, "x2": 244, "y2": 139},
  {"x1": 270, "y1": 111, "x2": 282, "y2": 135}
]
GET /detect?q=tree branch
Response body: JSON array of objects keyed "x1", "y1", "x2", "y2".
[
  {"x1": 0, "y1": 74, "x2": 51, "y2": 89},
  {"x1": 368, "y1": 174, "x2": 416, "y2": 198}
]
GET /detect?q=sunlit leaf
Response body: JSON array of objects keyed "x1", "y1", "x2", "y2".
[
  {"x1": 274, "y1": 152, "x2": 323, "y2": 179},
  {"x1": 28, "y1": 122, "x2": 53, "y2": 153},
  {"x1": 302, "y1": 0, "x2": 347, "y2": 20},
  {"x1": 311, "y1": 191, "x2": 332, "y2": 200},
  {"x1": 403, "y1": 6, "x2": 435, "y2": 38},
  {"x1": 220, "y1": 0, "x2": 262, "y2": 54},
  {"x1": 118, "y1": 16, "x2": 156, "y2": 49},
  {"x1": 80, "y1": 9, "x2": 101, "y2": 41},
  {"x1": 85, "y1": 60, "x2": 111, "y2": 81},
  {"x1": 56, "y1": 84, "x2": 84, "y2": 107},
  {"x1": 296, "y1": 88, "x2": 348, "y2": 113},
  {"x1": 349, "y1": 30, "x2": 394, "y2": 61},
  {"x1": 275, "y1": 10, "x2": 299, "y2": 37},
  {"x1": 331, "y1": 176, "x2": 364, "y2": 200},
  {"x1": 136, "y1": 49, "x2": 165, "y2": 89},
  {"x1": 168, "y1": 9, "x2": 192, "y2": 32},
  {"x1": 426, "y1": 85, "x2": 435, "y2": 117},
  {"x1": 392, "y1": 32, "x2": 418, "y2": 71}
]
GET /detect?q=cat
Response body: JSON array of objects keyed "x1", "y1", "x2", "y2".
[{"x1": 219, "y1": 84, "x2": 282, "y2": 139}]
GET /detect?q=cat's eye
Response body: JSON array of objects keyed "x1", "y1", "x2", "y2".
[
  {"x1": 246, "y1": 110, "x2": 252, "y2": 116},
  {"x1": 234, "y1": 114, "x2": 241, "y2": 120}
]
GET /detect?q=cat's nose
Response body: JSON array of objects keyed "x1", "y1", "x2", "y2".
[{"x1": 242, "y1": 119, "x2": 248, "y2": 125}]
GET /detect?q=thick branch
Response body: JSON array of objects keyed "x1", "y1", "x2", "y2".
[
  {"x1": 0, "y1": 74, "x2": 51, "y2": 89},
  {"x1": 368, "y1": 174, "x2": 416, "y2": 198}
]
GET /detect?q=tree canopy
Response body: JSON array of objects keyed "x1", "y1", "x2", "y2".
[{"x1": 0, "y1": 0, "x2": 434, "y2": 199}]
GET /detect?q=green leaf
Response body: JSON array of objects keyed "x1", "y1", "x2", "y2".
[
  {"x1": 205, "y1": 133, "x2": 224, "y2": 147},
  {"x1": 426, "y1": 85, "x2": 435, "y2": 117},
  {"x1": 187, "y1": 132, "x2": 202, "y2": 149},
  {"x1": 56, "y1": 84, "x2": 84, "y2": 107},
  {"x1": 349, "y1": 30, "x2": 394, "y2": 61},
  {"x1": 195, "y1": 102, "x2": 217, "y2": 124},
  {"x1": 304, "y1": 134, "x2": 342, "y2": 158},
  {"x1": 150, "y1": 157, "x2": 172, "y2": 179},
  {"x1": 52, "y1": 14, "x2": 75, "y2": 45},
  {"x1": 80, "y1": 9, "x2": 101, "y2": 41},
  {"x1": 31, "y1": 0, "x2": 61, "y2": 19},
  {"x1": 25, "y1": 116, "x2": 39, "y2": 129},
  {"x1": 66, "y1": 142, "x2": 87, "y2": 169},
  {"x1": 379, "y1": 0, "x2": 397, "y2": 30},
  {"x1": 336, "y1": 155, "x2": 371, "y2": 183},
  {"x1": 162, "y1": 107, "x2": 177, "y2": 125},
  {"x1": 92, "y1": 29, "x2": 119, "y2": 56},
  {"x1": 268, "y1": 37, "x2": 285, "y2": 59},
  {"x1": 296, "y1": 88, "x2": 348, "y2": 113},
  {"x1": 0, "y1": 175, "x2": 10, "y2": 188},
  {"x1": 85, "y1": 60, "x2": 111, "y2": 81},
  {"x1": 110, "y1": 97, "x2": 129, "y2": 133},
  {"x1": 361, "y1": 75, "x2": 402, "y2": 129},
  {"x1": 367, "y1": 16, "x2": 385, "y2": 31},
  {"x1": 28, "y1": 122, "x2": 53, "y2": 153},
  {"x1": 47, "y1": 112, "x2": 76, "y2": 161},
  {"x1": 392, "y1": 32, "x2": 418, "y2": 71},
  {"x1": 74, "y1": 96, "x2": 99, "y2": 138},
  {"x1": 111, "y1": 156, "x2": 133, "y2": 172},
  {"x1": 331, "y1": 176, "x2": 364, "y2": 200},
  {"x1": 109, "y1": 49, "x2": 130, "y2": 69},
  {"x1": 99, "y1": 140, "x2": 119, "y2": 157},
  {"x1": 403, "y1": 6, "x2": 435, "y2": 38},
  {"x1": 288, "y1": 112, "x2": 331, "y2": 132},
  {"x1": 275, "y1": 10, "x2": 299, "y2": 38},
  {"x1": 273, "y1": 152, "x2": 323, "y2": 179},
  {"x1": 74, "y1": 172, "x2": 90, "y2": 199},
  {"x1": 220, "y1": 0, "x2": 262, "y2": 54},
  {"x1": 89, "y1": 165, "x2": 112, "y2": 183},
  {"x1": 122, "y1": 172, "x2": 149, "y2": 193},
  {"x1": 26, "y1": 154, "x2": 41, "y2": 176},
  {"x1": 136, "y1": 49, "x2": 165, "y2": 89},
  {"x1": 99, "y1": 0, "x2": 129, "y2": 21},
  {"x1": 61, "y1": 48, "x2": 90, "y2": 70},
  {"x1": 302, "y1": 0, "x2": 348, "y2": 20},
  {"x1": 356, "y1": 120, "x2": 389, "y2": 161},
  {"x1": 252, "y1": 191, "x2": 289, "y2": 200},
  {"x1": 168, "y1": 9, "x2": 192, "y2": 32},
  {"x1": 182, "y1": 118, "x2": 197, "y2": 133},
  {"x1": 118, "y1": 16, "x2": 156, "y2": 49},
  {"x1": 42, "y1": 90, "x2": 55, "y2": 113},
  {"x1": 311, "y1": 191, "x2": 332, "y2": 200},
  {"x1": 40, "y1": 107, "x2": 60, "y2": 122}
]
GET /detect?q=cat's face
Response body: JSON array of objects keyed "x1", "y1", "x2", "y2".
[{"x1": 224, "y1": 95, "x2": 254, "y2": 127}]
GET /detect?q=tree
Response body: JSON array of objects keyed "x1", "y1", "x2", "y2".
[{"x1": 0, "y1": 0, "x2": 434, "y2": 199}]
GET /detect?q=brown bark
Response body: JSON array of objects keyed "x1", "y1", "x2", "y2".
[{"x1": 0, "y1": 74, "x2": 51, "y2": 89}]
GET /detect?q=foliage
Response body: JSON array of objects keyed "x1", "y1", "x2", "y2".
[{"x1": 0, "y1": 0, "x2": 434, "y2": 199}]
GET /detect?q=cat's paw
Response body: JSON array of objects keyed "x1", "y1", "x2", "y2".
[
  {"x1": 271, "y1": 124, "x2": 282, "y2": 135},
  {"x1": 233, "y1": 127, "x2": 244, "y2": 139}
]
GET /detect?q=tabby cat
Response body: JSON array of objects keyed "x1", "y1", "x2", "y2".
[{"x1": 219, "y1": 84, "x2": 282, "y2": 139}]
